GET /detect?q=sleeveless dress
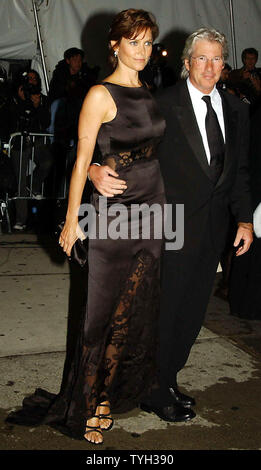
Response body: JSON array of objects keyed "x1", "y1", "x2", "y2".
[{"x1": 6, "y1": 82, "x2": 166, "y2": 439}]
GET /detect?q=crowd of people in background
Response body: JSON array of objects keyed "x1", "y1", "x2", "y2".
[
  {"x1": 0, "y1": 43, "x2": 260, "y2": 320},
  {"x1": 0, "y1": 47, "x2": 100, "y2": 230}
]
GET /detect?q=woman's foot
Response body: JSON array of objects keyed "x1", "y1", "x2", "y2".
[
  {"x1": 98, "y1": 401, "x2": 114, "y2": 431},
  {"x1": 84, "y1": 415, "x2": 103, "y2": 444}
]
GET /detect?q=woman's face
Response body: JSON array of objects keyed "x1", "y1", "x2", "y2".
[{"x1": 112, "y1": 28, "x2": 153, "y2": 72}]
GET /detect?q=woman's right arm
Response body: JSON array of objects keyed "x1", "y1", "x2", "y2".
[{"x1": 59, "y1": 85, "x2": 110, "y2": 257}]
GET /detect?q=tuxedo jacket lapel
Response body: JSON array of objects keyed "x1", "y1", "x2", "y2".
[
  {"x1": 174, "y1": 82, "x2": 212, "y2": 180},
  {"x1": 172, "y1": 82, "x2": 238, "y2": 188}
]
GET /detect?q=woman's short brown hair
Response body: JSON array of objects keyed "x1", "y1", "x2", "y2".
[{"x1": 108, "y1": 9, "x2": 159, "y2": 68}]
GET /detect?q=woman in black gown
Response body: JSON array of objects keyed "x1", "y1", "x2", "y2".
[{"x1": 6, "y1": 9, "x2": 166, "y2": 445}]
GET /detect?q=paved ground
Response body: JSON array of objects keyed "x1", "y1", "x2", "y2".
[{"x1": 0, "y1": 232, "x2": 261, "y2": 456}]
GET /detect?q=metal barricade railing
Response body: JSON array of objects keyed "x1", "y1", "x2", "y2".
[
  {"x1": 0, "y1": 132, "x2": 71, "y2": 233},
  {"x1": 7, "y1": 132, "x2": 68, "y2": 200}
]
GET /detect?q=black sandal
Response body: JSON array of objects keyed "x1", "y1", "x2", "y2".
[
  {"x1": 84, "y1": 417, "x2": 103, "y2": 445},
  {"x1": 99, "y1": 403, "x2": 114, "y2": 431}
]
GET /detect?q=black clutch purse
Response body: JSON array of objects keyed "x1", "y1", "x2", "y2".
[{"x1": 55, "y1": 221, "x2": 88, "y2": 268}]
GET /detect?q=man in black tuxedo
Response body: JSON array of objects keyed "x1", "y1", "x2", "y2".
[{"x1": 88, "y1": 27, "x2": 253, "y2": 422}]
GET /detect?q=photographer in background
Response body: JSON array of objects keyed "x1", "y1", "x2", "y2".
[
  {"x1": 7, "y1": 69, "x2": 53, "y2": 231},
  {"x1": 11, "y1": 69, "x2": 49, "y2": 134},
  {"x1": 0, "y1": 66, "x2": 17, "y2": 202},
  {"x1": 229, "y1": 48, "x2": 261, "y2": 112},
  {"x1": 0, "y1": 65, "x2": 12, "y2": 144},
  {"x1": 217, "y1": 63, "x2": 236, "y2": 95}
]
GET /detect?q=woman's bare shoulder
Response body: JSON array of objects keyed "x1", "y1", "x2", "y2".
[
  {"x1": 81, "y1": 84, "x2": 112, "y2": 116},
  {"x1": 85, "y1": 84, "x2": 110, "y2": 101}
]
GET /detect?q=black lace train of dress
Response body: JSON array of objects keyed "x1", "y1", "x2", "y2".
[{"x1": 6, "y1": 82, "x2": 166, "y2": 439}]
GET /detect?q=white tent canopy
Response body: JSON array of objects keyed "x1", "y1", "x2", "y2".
[
  {"x1": 1, "y1": 0, "x2": 261, "y2": 93},
  {"x1": 0, "y1": 0, "x2": 36, "y2": 59}
]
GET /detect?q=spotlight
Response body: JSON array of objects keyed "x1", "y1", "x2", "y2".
[{"x1": 152, "y1": 43, "x2": 168, "y2": 59}]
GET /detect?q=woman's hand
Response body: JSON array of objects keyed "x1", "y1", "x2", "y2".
[{"x1": 59, "y1": 218, "x2": 78, "y2": 257}]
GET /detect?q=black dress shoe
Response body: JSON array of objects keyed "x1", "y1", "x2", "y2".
[
  {"x1": 140, "y1": 403, "x2": 196, "y2": 422},
  {"x1": 169, "y1": 386, "x2": 196, "y2": 407}
]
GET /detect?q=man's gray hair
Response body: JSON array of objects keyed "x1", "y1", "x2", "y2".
[{"x1": 180, "y1": 27, "x2": 229, "y2": 79}]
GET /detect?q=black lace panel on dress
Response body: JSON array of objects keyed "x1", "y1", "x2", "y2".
[
  {"x1": 103, "y1": 145, "x2": 155, "y2": 171},
  {"x1": 81, "y1": 249, "x2": 159, "y2": 419}
]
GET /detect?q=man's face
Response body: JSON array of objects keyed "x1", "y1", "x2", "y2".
[
  {"x1": 243, "y1": 53, "x2": 257, "y2": 71},
  {"x1": 27, "y1": 72, "x2": 38, "y2": 85},
  {"x1": 66, "y1": 54, "x2": 83, "y2": 74},
  {"x1": 185, "y1": 39, "x2": 224, "y2": 94}
]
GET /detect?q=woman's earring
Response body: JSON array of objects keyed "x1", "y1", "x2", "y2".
[{"x1": 114, "y1": 50, "x2": 118, "y2": 57}]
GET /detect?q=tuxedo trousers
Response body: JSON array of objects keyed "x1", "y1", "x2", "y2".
[{"x1": 149, "y1": 221, "x2": 220, "y2": 406}]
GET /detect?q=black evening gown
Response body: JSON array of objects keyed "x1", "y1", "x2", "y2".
[{"x1": 6, "y1": 82, "x2": 166, "y2": 439}]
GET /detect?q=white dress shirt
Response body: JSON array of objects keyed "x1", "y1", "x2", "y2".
[
  {"x1": 186, "y1": 77, "x2": 226, "y2": 164},
  {"x1": 253, "y1": 202, "x2": 261, "y2": 238}
]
